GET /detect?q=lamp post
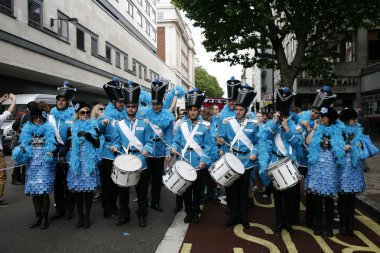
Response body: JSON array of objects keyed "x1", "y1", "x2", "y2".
[{"x1": 50, "y1": 17, "x2": 78, "y2": 27}]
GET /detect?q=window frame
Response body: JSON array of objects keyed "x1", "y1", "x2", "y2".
[
  {"x1": 28, "y1": 0, "x2": 42, "y2": 28},
  {"x1": 76, "y1": 27, "x2": 85, "y2": 51}
]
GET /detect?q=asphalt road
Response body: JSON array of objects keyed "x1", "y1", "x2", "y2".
[{"x1": 0, "y1": 156, "x2": 176, "y2": 253}]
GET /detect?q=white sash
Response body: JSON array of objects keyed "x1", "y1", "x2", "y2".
[
  {"x1": 48, "y1": 115, "x2": 64, "y2": 145},
  {"x1": 180, "y1": 121, "x2": 203, "y2": 157},
  {"x1": 150, "y1": 122, "x2": 164, "y2": 140},
  {"x1": 274, "y1": 133, "x2": 292, "y2": 156},
  {"x1": 119, "y1": 120, "x2": 144, "y2": 153},
  {"x1": 230, "y1": 118, "x2": 253, "y2": 151}
]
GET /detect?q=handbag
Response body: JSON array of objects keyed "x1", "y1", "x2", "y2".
[{"x1": 362, "y1": 134, "x2": 379, "y2": 158}]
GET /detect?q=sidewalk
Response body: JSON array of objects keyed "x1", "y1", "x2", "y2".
[{"x1": 356, "y1": 140, "x2": 380, "y2": 221}]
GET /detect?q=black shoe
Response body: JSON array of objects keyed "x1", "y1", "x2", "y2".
[
  {"x1": 29, "y1": 215, "x2": 42, "y2": 228},
  {"x1": 83, "y1": 216, "x2": 90, "y2": 229},
  {"x1": 138, "y1": 217, "x2": 147, "y2": 227},
  {"x1": 64, "y1": 212, "x2": 74, "y2": 221},
  {"x1": 192, "y1": 214, "x2": 200, "y2": 224},
  {"x1": 284, "y1": 224, "x2": 294, "y2": 233},
  {"x1": 115, "y1": 216, "x2": 130, "y2": 226},
  {"x1": 0, "y1": 200, "x2": 10, "y2": 207},
  {"x1": 50, "y1": 212, "x2": 65, "y2": 221},
  {"x1": 11, "y1": 180, "x2": 23, "y2": 185},
  {"x1": 150, "y1": 203, "x2": 163, "y2": 212},
  {"x1": 241, "y1": 220, "x2": 250, "y2": 229},
  {"x1": 40, "y1": 217, "x2": 49, "y2": 230},
  {"x1": 225, "y1": 218, "x2": 238, "y2": 227},
  {"x1": 76, "y1": 215, "x2": 84, "y2": 228},
  {"x1": 313, "y1": 225, "x2": 322, "y2": 236},
  {"x1": 326, "y1": 227, "x2": 334, "y2": 237},
  {"x1": 184, "y1": 214, "x2": 193, "y2": 224},
  {"x1": 109, "y1": 213, "x2": 119, "y2": 220},
  {"x1": 275, "y1": 223, "x2": 283, "y2": 233},
  {"x1": 173, "y1": 205, "x2": 183, "y2": 213}
]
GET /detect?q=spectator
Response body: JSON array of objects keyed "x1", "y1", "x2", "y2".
[
  {"x1": 0, "y1": 93, "x2": 16, "y2": 207},
  {"x1": 38, "y1": 101, "x2": 51, "y2": 114}
]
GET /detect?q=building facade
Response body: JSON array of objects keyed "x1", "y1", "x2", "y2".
[
  {"x1": 0, "y1": 0, "x2": 182, "y2": 102},
  {"x1": 156, "y1": 0, "x2": 196, "y2": 90}
]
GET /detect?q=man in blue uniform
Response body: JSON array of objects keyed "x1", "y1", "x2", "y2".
[
  {"x1": 98, "y1": 77, "x2": 127, "y2": 219},
  {"x1": 49, "y1": 81, "x2": 76, "y2": 220},
  {"x1": 171, "y1": 88, "x2": 212, "y2": 224},
  {"x1": 217, "y1": 84, "x2": 259, "y2": 229},
  {"x1": 110, "y1": 81, "x2": 153, "y2": 227}
]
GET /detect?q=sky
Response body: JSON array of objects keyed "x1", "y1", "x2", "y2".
[{"x1": 182, "y1": 14, "x2": 242, "y2": 97}]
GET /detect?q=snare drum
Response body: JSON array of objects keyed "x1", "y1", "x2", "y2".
[
  {"x1": 162, "y1": 160, "x2": 197, "y2": 196},
  {"x1": 266, "y1": 157, "x2": 301, "y2": 190},
  {"x1": 112, "y1": 154, "x2": 142, "y2": 187},
  {"x1": 209, "y1": 153, "x2": 245, "y2": 187}
]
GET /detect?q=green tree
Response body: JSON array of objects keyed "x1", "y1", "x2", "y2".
[
  {"x1": 195, "y1": 66, "x2": 224, "y2": 97},
  {"x1": 173, "y1": 0, "x2": 380, "y2": 87}
]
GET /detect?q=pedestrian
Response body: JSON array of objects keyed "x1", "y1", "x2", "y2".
[
  {"x1": 66, "y1": 102, "x2": 101, "y2": 229},
  {"x1": 0, "y1": 93, "x2": 16, "y2": 207},
  {"x1": 12, "y1": 109, "x2": 56, "y2": 229}
]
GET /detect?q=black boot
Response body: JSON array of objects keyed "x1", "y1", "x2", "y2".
[
  {"x1": 313, "y1": 223, "x2": 322, "y2": 236},
  {"x1": 83, "y1": 192, "x2": 93, "y2": 229},
  {"x1": 83, "y1": 215, "x2": 90, "y2": 229},
  {"x1": 138, "y1": 216, "x2": 147, "y2": 227},
  {"x1": 40, "y1": 214, "x2": 49, "y2": 230},
  {"x1": 76, "y1": 215, "x2": 84, "y2": 228},
  {"x1": 29, "y1": 212, "x2": 42, "y2": 228},
  {"x1": 40, "y1": 195, "x2": 50, "y2": 229},
  {"x1": 326, "y1": 225, "x2": 334, "y2": 237},
  {"x1": 346, "y1": 218, "x2": 354, "y2": 236}
]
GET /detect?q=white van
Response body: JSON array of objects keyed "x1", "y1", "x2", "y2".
[{"x1": 1, "y1": 94, "x2": 57, "y2": 153}]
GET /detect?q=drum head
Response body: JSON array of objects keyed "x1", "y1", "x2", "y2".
[
  {"x1": 175, "y1": 161, "x2": 197, "y2": 181},
  {"x1": 267, "y1": 157, "x2": 289, "y2": 170},
  {"x1": 224, "y1": 153, "x2": 245, "y2": 174},
  {"x1": 114, "y1": 154, "x2": 142, "y2": 172}
]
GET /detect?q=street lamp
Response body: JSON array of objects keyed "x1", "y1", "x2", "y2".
[{"x1": 50, "y1": 17, "x2": 78, "y2": 27}]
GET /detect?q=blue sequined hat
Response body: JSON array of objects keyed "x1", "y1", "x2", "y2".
[
  {"x1": 57, "y1": 80, "x2": 77, "y2": 101},
  {"x1": 103, "y1": 77, "x2": 125, "y2": 102},
  {"x1": 312, "y1": 85, "x2": 337, "y2": 109},
  {"x1": 226, "y1": 76, "x2": 242, "y2": 100}
]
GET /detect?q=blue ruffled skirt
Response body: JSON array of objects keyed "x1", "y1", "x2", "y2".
[
  {"x1": 339, "y1": 153, "x2": 366, "y2": 193},
  {"x1": 67, "y1": 146, "x2": 100, "y2": 192},
  {"x1": 306, "y1": 149, "x2": 339, "y2": 196},
  {"x1": 25, "y1": 147, "x2": 55, "y2": 195}
]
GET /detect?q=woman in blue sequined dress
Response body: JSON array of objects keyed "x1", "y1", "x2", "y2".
[
  {"x1": 12, "y1": 109, "x2": 56, "y2": 229},
  {"x1": 305, "y1": 107, "x2": 345, "y2": 237},
  {"x1": 65, "y1": 102, "x2": 100, "y2": 229}
]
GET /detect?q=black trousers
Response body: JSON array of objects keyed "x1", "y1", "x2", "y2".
[
  {"x1": 183, "y1": 169, "x2": 206, "y2": 216},
  {"x1": 295, "y1": 166, "x2": 314, "y2": 224},
  {"x1": 100, "y1": 159, "x2": 119, "y2": 216},
  {"x1": 147, "y1": 157, "x2": 165, "y2": 205},
  {"x1": 53, "y1": 162, "x2": 74, "y2": 214},
  {"x1": 228, "y1": 169, "x2": 252, "y2": 222},
  {"x1": 119, "y1": 168, "x2": 150, "y2": 218},
  {"x1": 338, "y1": 193, "x2": 356, "y2": 228},
  {"x1": 273, "y1": 185, "x2": 297, "y2": 225},
  {"x1": 314, "y1": 194, "x2": 334, "y2": 228}
]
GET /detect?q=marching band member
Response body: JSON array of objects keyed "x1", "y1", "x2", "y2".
[
  {"x1": 110, "y1": 81, "x2": 154, "y2": 228},
  {"x1": 66, "y1": 102, "x2": 101, "y2": 229},
  {"x1": 296, "y1": 86, "x2": 336, "y2": 226},
  {"x1": 217, "y1": 84, "x2": 258, "y2": 229},
  {"x1": 338, "y1": 108, "x2": 367, "y2": 235},
  {"x1": 171, "y1": 88, "x2": 212, "y2": 224},
  {"x1": 258, "y1": 87, "x2": 300, "y2": 233},
  {"x1": 12, "y1": 109, "x2": 56, "y2": 229},
  {"x1": 49, "y1": 81, "x2": 76, "y2": 221},
  {"x1": 98, "y1": 77, "x2": 127, "y2": 219},
  {"x1": 305, "y1": 106, "x2": 345, "y2": 237}
]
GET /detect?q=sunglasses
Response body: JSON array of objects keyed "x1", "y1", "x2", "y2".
[
  {"x1": 126, "y1": 105, "x2": 137, "y2": 109},
  {"x1": 98, "y1": 107, "x2": 105, "y2": 111},
  {"x1": 79, "y1": 110, "x2": 90, "y2": 115}
]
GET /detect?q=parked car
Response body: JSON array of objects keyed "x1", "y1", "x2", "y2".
[{"x1": 1, "y1": 94, "x2": 56, "y2": 154}]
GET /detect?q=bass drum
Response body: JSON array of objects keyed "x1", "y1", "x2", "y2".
[{"x1": 112, "y1": 154, "x2": 142, "y2": 187}]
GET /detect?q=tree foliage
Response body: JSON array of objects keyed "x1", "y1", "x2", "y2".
[
  {"x1": 173, "y1": 0, "x2": 380, "y2": 87},
  {"x1": 195, "y1": 66, "x2": 224, "y2": 97}
]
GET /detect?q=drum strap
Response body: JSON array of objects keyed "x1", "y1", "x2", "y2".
[
  {"x1": 48, "y1": 115, "x2": 64, "y2": 145},
  {"x1": 181, "y1": 121, "x2": 203, "y2": 157},
  {"x1": 150, "y1": 122, "x2": 165, "y2": 141},
  {"x1": 119, "y1": 120, "x2": 144, "y2": 153},
  {"x1": 230, "y1": 118, "x2": 253, "y2": 152},
  {"x1": 274, "y1": 133, "x2": 292, "y2": 157}
]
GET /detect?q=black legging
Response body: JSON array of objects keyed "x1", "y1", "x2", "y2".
[
  {"x1": 75, "y1": 192, "x2": 94, "y2": 220},
  {"x1": 338, "y1": 193, "x2": 356, "y2": 229},
  {"x1": 314, "y1": 195, "x2": 334, "y2": 229},
  {"x1": 32, "y1": 195, "x2": 50, "y2": 219}
]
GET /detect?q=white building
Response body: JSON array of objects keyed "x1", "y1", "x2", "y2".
[
  {"x1": 156, "y1": 0, "x2": 196, "y2": 90},
  {"x1": 0, "y1": 0, "x2": 181, "y2": 102}
]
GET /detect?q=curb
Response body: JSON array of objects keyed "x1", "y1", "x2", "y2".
[{"x1": 356, "y1": 194, "x2": 380, "y2": 222}]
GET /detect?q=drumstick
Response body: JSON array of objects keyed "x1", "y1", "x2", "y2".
[
  {"x1": 276, "y1": 114, "x2": 293, "y2": 131},
  {"x1": 214, "y1": 134, "x2": 233, "y2": 149},
  {"x1": 159, "y1": 138, "x2": 191, "y2": 164},
  {"x1": 106, "y1": 145, "x2": 123, "y2": 155}
]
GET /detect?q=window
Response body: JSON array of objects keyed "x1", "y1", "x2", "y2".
[
  {"x1": 137, "y1": 12, "x2": 142, "y2": 27},
  {"x1": 137, "y1": 0, "x2": 142, "y2": 5},
  {"x1": 116, "y1": 51, "x2": 121, "y2": 68},
  {"x1": 145, "y1": 20, "x2": 150, "y2": 35},
  {"x1": 58, "y1": 17, "x2": 68, "y2": 40},
  {"x1": 76, "y1": 28, "x2": 85, "y2": 51},
  {"x1": 157, "y1": 12, "x2": 163, "y2": 20},
  {"x1": 145, "y1": 1, "x2": 150, "y2": 16},
  {"x1": 91, "y1": 36, "x2": 98, "y2": 56},
  {"x1": 368, "y1": 29, "x2": 380, "y2": 62},
  {"x1": 28, "y1": 0, "x2": 42, "y2": 28},
  {"x1": 132, "y1": 60, "x2": 137, "y2": 73},
  {"x1": 124, "y1": 55, "x2": 129, "y2": 71},
  {"x1": 143, "y1": 67, "x2": 147, "y2": 80},
  {"x1": 106, "y1": 45, "x2": 111, "y2": 62},
  {"x1": 138, "y1": 65, "x2": 142, "y2": 78},
  {"x1": 152, "y1": 10, "x2": 156, "y2": 23},
  {"x1": 152, "y1": 27, "x2": 156, "y2": 41},
  {"x1": 0, "y1": 0, "x2": 13, "y2": 15},
  {"x1": 126, "y1": 0, "x2": 134, "y2": 18}
]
